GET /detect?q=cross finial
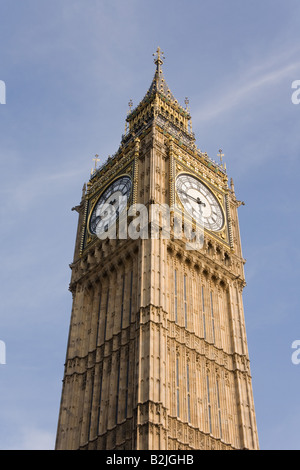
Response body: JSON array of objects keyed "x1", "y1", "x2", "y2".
[
  {"x1": 93, "y1": 154, "x2": 100, "y2": 168},
  {"x1": 185, "y1": 97, "x2": 189, "y2": 110},
  {"x1": 153, "y1": 46, "x2": 165, "y2": 70},
  {"x1": 91, "y1": 154, "x2": 100, "y2": 175},
  {"x1": 218, "y1": 149, "x2": 224, "y2": 164},
  {"x1": 128, "y1": 99, "x2": 133, "y2": 112}
]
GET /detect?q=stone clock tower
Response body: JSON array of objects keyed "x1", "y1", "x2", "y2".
[{"x1": 55, "y1": 48, "x2": 259, "y2": 450}]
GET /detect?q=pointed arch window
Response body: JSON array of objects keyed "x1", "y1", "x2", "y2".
[
  {"x1": 210, "y1": 292, "x2": 216, "y2": 344},
  {"x1": 176, "y1": 357, "x2": 180, "y2": 418},
  {"x1": 187, "y1": 362, "x2": 191, "y2": 423},
  {"x1": 184, "y1": 274, "x2": 188, "y2": 328},
  {"x1": 202, "y1": 286, "x2": 206, "y2": 339},
  {"x1": 174, "y1": 269, "x2": 178, "y2": 323}
]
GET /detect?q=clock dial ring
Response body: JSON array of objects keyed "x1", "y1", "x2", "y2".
[
  {"x1": 89, "y1": 175, "x2": 132, "y2": 235},
  {"x1": 176, "y1": 173, "x2": 224, "y2": 232}
]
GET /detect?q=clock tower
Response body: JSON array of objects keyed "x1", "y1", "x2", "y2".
[{"x1": 55, "y1": 48, "x2": 259, "y2": 450}]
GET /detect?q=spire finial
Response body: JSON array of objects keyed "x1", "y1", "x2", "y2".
[
  {"x1": 91, "y1": 154, "x2": 100, "y2": 175},
  {"x1": 218, "y1": 149, "x2": 224, "y2": 166},
  {"x1": 230, "y1": 177, "x2": 235, "y2": 193},
  {"x1": 153, "y1": 46, "x2": 165, "y2": 71}
]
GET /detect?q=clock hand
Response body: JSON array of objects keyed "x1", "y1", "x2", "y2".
[
  {"x1": 178, "y1": 189, "x2": 206, "y2": 207},
  {"x1": 196, "y1": 196, "x2": 206, "y2": 207}
]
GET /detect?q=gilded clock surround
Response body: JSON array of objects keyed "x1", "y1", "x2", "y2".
[
  {"x1": 175, "y1": 172, "x2": 226, "y2": 231},
  {"x1": 87, "y1": 174, "x2": 133, "y2": 235},
  {"x1": 56, "y1": 48, "x2": 259, "y2": 451},
  {"x1": 82, "y1": 158, "x2": 137, "y2": 251}
]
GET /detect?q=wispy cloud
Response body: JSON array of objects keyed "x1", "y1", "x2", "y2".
[
  {"x1": 193, "y1": 53, "x2": 300, "y2": 123},
  {"x1": 0, "y1": 166, "x2": 84, "y2": 217}
]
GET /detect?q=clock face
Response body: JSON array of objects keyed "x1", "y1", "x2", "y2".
[
  {"x1": 176, "y1": 174, "x2": 224, "y2": 231},
  {"x1": 89, "y1": 175, "x2": 132, "y2": 235}
]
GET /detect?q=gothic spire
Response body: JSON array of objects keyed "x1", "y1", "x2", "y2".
[
  {"x1": 144, "y1": 47, "x2": 176, "y2": 102},
  {"x1": 153, "y1": 46, "x2": 164, "y2": 72},
  {"x1": 124, "y1": 47, "x2": 192, "y2": 143}
]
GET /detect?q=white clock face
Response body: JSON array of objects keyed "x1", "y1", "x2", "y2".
[
  {"x1": 89, "y1": 175, "x2": 132, "y2": 235},
  {"x1": 176, "y1": 174, "x2": 224, "y2": 232}
]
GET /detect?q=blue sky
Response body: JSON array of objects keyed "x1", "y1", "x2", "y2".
[{"x1": 1, "y1": 0, "x2": 300, "y2": 450}]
